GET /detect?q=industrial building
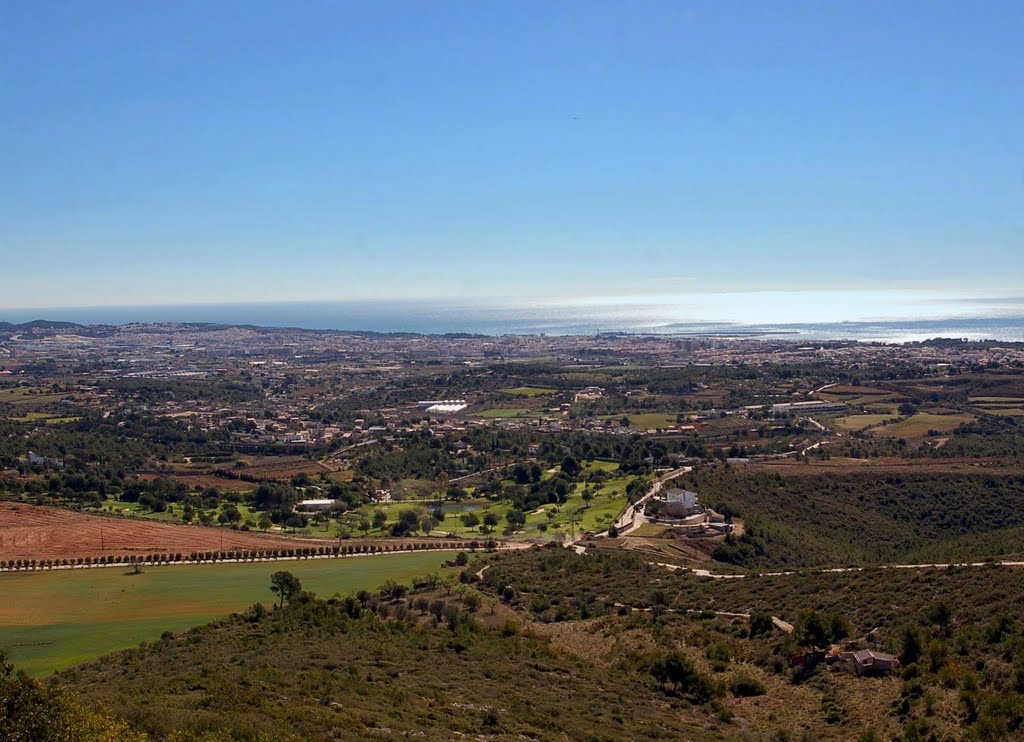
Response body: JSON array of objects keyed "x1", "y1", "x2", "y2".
[
  {"x1": 417, "y1": 399, "x2": 468, "y2": 413},
  {"x1": 771, "y1": 400, "x2": 847, "y2": 416}
]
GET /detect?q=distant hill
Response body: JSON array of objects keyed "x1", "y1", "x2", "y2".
[{"x1": 0, "y1": 319, "x2": 82, "y2": 331}]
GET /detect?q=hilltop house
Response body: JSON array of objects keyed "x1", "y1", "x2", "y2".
[
  {"x1": 841, "y1": 650, "x2": 900, "y2": 677},
  {"x1": 645, "y1": 487, "x2": 734, "y2": 537},
  {"x1": 22, "y1": 451, "x2": 64, "y2": 469},
  {"x1": 663, "y1": 488, "x2": 702, "y2": 518}
]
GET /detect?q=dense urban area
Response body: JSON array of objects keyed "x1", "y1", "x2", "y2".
[{"x1": 3, "y1": 319, "x2": 1024, "y2": 741}]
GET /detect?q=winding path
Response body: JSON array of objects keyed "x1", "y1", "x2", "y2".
[{"x1": 595, "y1": 465, "x2": 693, "y2": 540}]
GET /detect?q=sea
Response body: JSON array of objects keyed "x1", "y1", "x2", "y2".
[{"x1": 3, "y1": 291, "x2": 1024, "y2": 344}]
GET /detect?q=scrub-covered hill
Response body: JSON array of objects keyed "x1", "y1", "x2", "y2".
[{"x1": 53, "y1": 587, "x2": 724, "y2": 741}]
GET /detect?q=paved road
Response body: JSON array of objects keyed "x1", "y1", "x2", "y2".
[
  {"x1": 801, "y1": 440, "x2": 824, "y2": 456},
  {"x1": 321, "y1": 438, "x2": 383, "y2": 468},
  {"x1": 450, "y1": 463, "x2": 518, "y2": 484},
  {"x1": 600, "y1": 466, "x2": 692, "y2": 539},
  {"x1": 802, "y1": 417, "x2": 826, "y2": 432}
]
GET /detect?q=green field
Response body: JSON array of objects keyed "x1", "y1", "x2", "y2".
[
  {"x1": 832, "y1": 413, "x2": 895, "y2": 431},
  {"x1": 475, "y1": 407, "x2": 535, "y2": 418},
  {"x1": 627, "y1": 523, "x2": 669, "y2": 538},
  {"x1": 501, "y1": 386, "x2": 558, "y2": 397},
  {"x1": 600, "y1": 412, "x2": 679, "y2": 430},
  {"x1": 969, "y1": 397, "x2": 1024, "y2": 417},
  {"x1": 113, "y1": 499, "x2": 267, "y2": 528},
  {"x1": 870, "y1": 412, "x2": 974, "y2": 438},
  {"x1": 0, "y1": 386, "x2": 71, "y2": 406},
  {"x1": 0, "y1": 551, "x2": 459, "y2": 676},
  {"x1": 828, "y1": 394, "x2": 896, "y2": 406},
  {"x1": 8, "y1": 411, "x2": 81, "y2": 424},
  {"x1": 347, "y1": 463, "x2": 637, "y2": 540}
]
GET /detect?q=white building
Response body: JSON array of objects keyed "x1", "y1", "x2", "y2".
[
  {"x1": 771, "y1": 401, "x2": 847, "y2": 416},
  {"x1": 664, "y1": 488, "x2": 701, "y2": 516},
  {"x1": 296, "y1": 499, "x2": 336, "y2": 512},
  {"x1": 417, "y1": 400, "x2": 468, "y2": 413},
  {"x1": 574, "y1": 386, "x2": 605, "y2": 402},
  {"x1": 24, "y1": 451, "x2": 64, "y2": 469}
]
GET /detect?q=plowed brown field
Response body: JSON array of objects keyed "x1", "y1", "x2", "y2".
[{"x1": 0, "y1": 503, "x2": 321, "y2": 561}]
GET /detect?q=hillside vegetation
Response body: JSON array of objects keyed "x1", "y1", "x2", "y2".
[
  {"x1": 675, "y1": 465, "x2": 1024, "y2": 567},
  {"x1": 55, "y1": 588, "x2": 723, "y2": 741},
  {"x1": 41, "y1": 547, "x2": 1024, "y2": 741}
]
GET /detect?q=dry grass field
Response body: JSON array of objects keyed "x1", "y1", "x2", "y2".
[
  {"x1": 832, "y1": 413, "x2": 894, "y2": 431},
  {"x1": 869, "y1": 412, "x2": 974, "y2": 438},
  {"x1": 237, "y1": 457, "x2": 331, "y2": 481}
]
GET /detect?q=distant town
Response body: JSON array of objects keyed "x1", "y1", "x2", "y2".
[{"x1": 4, "y1": 319, "x2": 1024, "y2": 740}]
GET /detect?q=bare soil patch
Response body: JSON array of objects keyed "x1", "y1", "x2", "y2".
[{"x1": 0, "y1": 502, "x2": 321, "y2": 561}]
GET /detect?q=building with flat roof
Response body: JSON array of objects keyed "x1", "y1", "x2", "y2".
[{"x1": 771, "y1": 401, "x2": 847, "y2": 416}]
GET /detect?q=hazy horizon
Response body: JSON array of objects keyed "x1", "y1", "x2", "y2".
[{"x1": 4, "y1": 289, "x2": 1024, "y2": 343}]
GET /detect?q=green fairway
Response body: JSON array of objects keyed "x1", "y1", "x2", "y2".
[
  {"x1": 347, "y1": 463, "x2": 637, "y2": 541},
  {"x1": 0, "y1": 551, "x2": 459, "y2": 676},
  {"x1": 113, "y1": 498, "x2": 265, "y2": 527}
]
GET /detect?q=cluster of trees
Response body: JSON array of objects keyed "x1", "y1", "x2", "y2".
[
  {"x1": 0, "y1": 650, "x2": 144, "y2": 741},
  {"x1": 681, "y1": 464, "x2": 1024, "y2": 568},
  {"x1": 386, "y1": 507, "x2": 444, "y2": 537},
  {"x1": 353, "y1": 427, "x2": 701, "y2": 489},
  {"x1": 0, "y1": 540, "x2": 486, "y2": 573},
  {"x1": 643, "y1": 650, "x2": 720, "y2": 704},
  {"x1": 22, "y1": 411, "x2": 231, "y2": 462}
]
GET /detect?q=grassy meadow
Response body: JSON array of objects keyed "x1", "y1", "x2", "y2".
[
  {"x1": 0, "y1": 551, "x2": 459, "y2": 676},
  {"x1": 342, "y1": 460, "x2": 636, "y2": 540},
  {"x1": 969, "y1": 397, "x2": 1024, "y2": 417},
  {"x1": 501, "y1": 386, "x2": 558, "y2": 397},
  {"x1": 832, "y1": 413, "x2": 894, "y2": 431},
  {"x1": 870, "y1": 412, "x2": 974, "y2": 437}
]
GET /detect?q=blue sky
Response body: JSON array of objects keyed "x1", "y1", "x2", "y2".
[{"x1": 2, "y1": 0, "x2": 1022, "y2": 310}]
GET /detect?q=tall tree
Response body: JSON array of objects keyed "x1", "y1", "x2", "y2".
[{"x1": 270, "y1": 571, "x2": 302, "y2": 608}]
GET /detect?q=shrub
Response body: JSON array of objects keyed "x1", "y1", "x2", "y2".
[{"x1": 730, "y1": 672, "x2": 766, "y2": 698}]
